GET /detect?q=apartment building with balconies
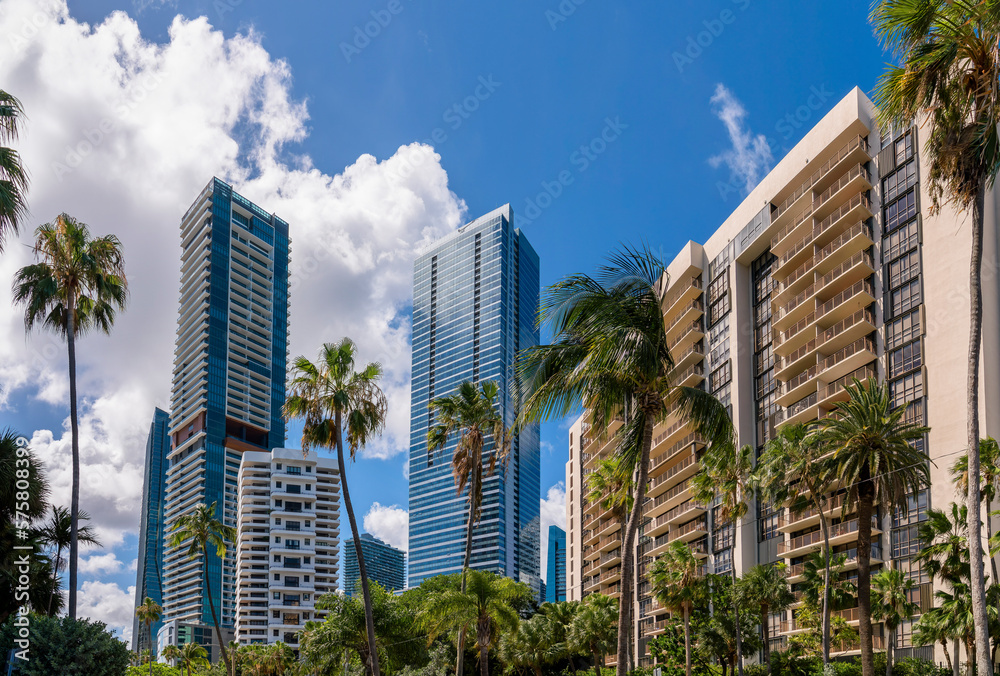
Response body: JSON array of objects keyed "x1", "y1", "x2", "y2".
[
  {"x1": 565, "y1": 86, "x2": 1000, "y2": 667},
  {"x1": 234, "y1": 448, "x2": 340, "y2": 648}
]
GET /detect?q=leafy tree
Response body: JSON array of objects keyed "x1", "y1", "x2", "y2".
[
  {"x1": 285, "y1": 338, "x2": 387, "y2": 676},
  {"x1": 800, "y1": 551, "x2": 857, "y2": 613},
  {"x1": 12, "y1": 214, "x2": 128, "y2": 618},
  {"x1": 737, "y1": 564, "x2": 794, "y2": 675},
  {"x1": 178, "y1": 642, "x2": 209, "y2": 676},
  {"x1": 568, "y1": 593, "x2": 618, "y2": 676},
  {"x1": 427, "y1": 379, "x2": 510, "y2": 676},
  {"x1": 0, "y1": 614, "x2": 131, "y2": 676},
  {"x1": 694, "y1": 575, "x2": 760, "y2": 676},
  {"x1": 872, "y1": 3, "x2": 1000, "y2": 670},
  {"x1": 755, "y1": 423, "x2": 837, "y2": 665},
  {"x1": 648, "y1": 541, "x2": 706, "y2": 676},
  {"x1": 135, "y1": 597, "x2": 163, "y2": 674},
  {"x1": 37, "y1": 505, "x2": 101, "y2": 614},
  {"x1": 498, "y1": 613, "x2": 551, "y2": 676},
  {"x1": 421, "y1": 569, "x2": 530, "y2": 676},
  {"x1": 237, "y1": 642, "x2": 294, "y2": 676},
  {"x1": 517, "y1": 246, "x2": 734, "y2": 676},
  {"x1": 167, "y1": 503, "x2": 235, "y2": 675},
  {"x1": 817, "y1": 379, "x2": 928, "y2": 676},
  {"x1": 871, "y1": 569, "x2": 918, "y2": 676},
  {"x1": 540, "y1": 600, "x2": 582, "y2": 674},
  {"x1": 126, "y1": 664, "x2": 183, "y2": 676},
  {"x1": 163, "y1": 643, "x2": 182, "y2": 665},
  {"x1": 0, "y1": 90, "x2": 28, "y2": 251}
]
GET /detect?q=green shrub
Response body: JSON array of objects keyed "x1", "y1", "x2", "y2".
[
  {"x1": 745, "y1": 663, "x2": 769, "y2": 676},
  {"x1": 0, "y1": 614, "x2": 131, "y2": 676},
  {"x1": 893, "y1": 657, "x2": 950, "y2": 676},
  {"x1": 126, "y1": 664, "x2": 183, "y2": 676}
]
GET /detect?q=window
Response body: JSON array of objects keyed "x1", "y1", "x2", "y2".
[
  {"x1": 890, "y1": 279, "x2": 921, "y2": 317},
  {"x1": 897, "y1": 619, "x2": 916, "y2": 648},
  {"x1": 897, "y1": 556, "x2": 930, "y2": 584},
  {"x1": 891, "y1": 371, "x2": 923, "y2": 407},
  {"x1": 884, "y1": 219, "x2": 919, "y2": 262},
  {"x1": 886, "y1": 310, "x2": 921, "y2": 350},
  {"x1": 882, "y1": 160, "x2": 917, "y2": 202},
  {"x1": 888, "y1": 250, "x2": 921, "y2": 290},
  {"x1": 895, "y1": 132, "x2": 914, "y2": 164},
  {"x1": 715, "y1": 548, "x2": 733, "y2": 575},
  {"x1": 885, "y1": 190, "x2": 917, "y2": 233},
  {"x1": 708, "y1": 270, "x2": 731, "y2": 326},
  {"x1": 893, "y1": 490, "x2": 929, "y2": 528},
  {"x1": 710, "y1": 361, "x2": 732, "y2": 392},
  {"x1": 891, "y1": 525, "x2": 921, "y2": 558},
  {"x1": 889, "y1": 340, "x2": 922, "y2": 379}
]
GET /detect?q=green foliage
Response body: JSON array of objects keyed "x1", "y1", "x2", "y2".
[
  {"x1": 743, "y1": 664, "x2": 769, "y2": 676},
  {"x1": 647, "y1": 620, "x2": 689, "y2": 676},
  {"x1": 126, "y1": 664, "x2": 183, "y2": 676},
  {"x1": 892, "y1": 657, "x2": 951, "y2": 676},
  {"x1": 0, "y1": 614, "x2": 130, "y2": 676},
  {"x1": 770, "y1": 651, "x2": 820, "y2": 676}
]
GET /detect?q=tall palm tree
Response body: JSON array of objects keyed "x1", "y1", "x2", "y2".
[
  {"x1": 517, "y1": 246, "x2": 734, "y2": 676},
  {"x1": 167, "y1": 502, "x2": 236, "y2": 676},
  {"x1": 499, "y1": 613, "x2": 551, "y2": 676},
  {"x1": 872, "y1": 4, "x2": 1000, "y2": 670},
  {"x1": 737, "y1": 563, "x2": 795, "y2": 675},
  {"x1": 37, "y1": 505, "x2": 101, "y2": 613},
  {"x1": 427, "y1": 379, "x2": 510, "y2": 676},
  {"x1": 421, "y1": 569, "x2": 529, "y2": 676},
  {"x1": 12, "y1": 214, "x2": 128, "y2": 618},
  {"x1": 952, "y1": 438, "x2": 1000, "y2": 586},
  {"x1": 693, "y1": 442, "x2": 753, "y2": 676},
  {"x1": 648, "y1": 540, "x2": 707, "y2": 676},
  {"x1": 162, "y1": 643, "x2": 181, "y2": 666},
  {"x1": 818, "y1": 379, "x2": 929, "y2": 676},
  {"x1": 178, "y1": 641, "x2": 209, "y2": 676},
  {"x1": 568, "y1": 593, "x2": 618, "y2": 676},
  {"x1": 284, "y1": 338, "x2": 387, "y2": 676},
  {"x1": 871, "y1": 568, "x2": 918, "y2": 676},
  {"x1": 135, "y1": 597, "x2": 162, "y2": 676},
  {"x1": 540, "y1": 601, "x2": 581, "y2": 675},
  {"x1": 0, "y1": 90, "x2": 28, "y2": 251},
  {"x1": 756, "y1": 423, "x2": 837, "y2": 665}
]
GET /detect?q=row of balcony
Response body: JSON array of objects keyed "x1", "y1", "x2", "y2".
[
  {"x1": 771, "y1": 135, "x2": 871, "y2": 226},
  {"x1": 775, "y1": 192, "x2": 873, "y2": 275},
  {"x1": 774, "y1": 250, "x2": 874, "y2": 327},
  {"x1": 778, "y1": 308, "x2": 876, "y2": 377},
  {"x1": 777, "y1": 516, "x2": 880, "y2": 557}
]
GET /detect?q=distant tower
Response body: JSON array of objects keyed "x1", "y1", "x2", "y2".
[
  {"x1": 343, "y1": 534, "x2": 405, "y2": 596},
  {"x1": 407, "y1": 205, "x2": 541, "y2": 596},
  {"x1": 545, "y1": 526, "x2": 566, "y2": 603}
]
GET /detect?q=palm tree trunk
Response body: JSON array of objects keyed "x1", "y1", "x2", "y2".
[
  {"x1": 818, "y1": 509, "x2": 833, "y2": 667},
  {"x1": 683, "y1": 603, "x2": 692, "y2": 676},
  {"x1": 857, "y1": 491, "x2": 875, "y2": 676},
  {"x1": 886, "y1": 628, "x2": 893, "y2": 676},
  {"x1": 48, "y1": 546, "x2": 62, "y2": 615},
  {"x1": 731, "y1": 552, "x2": 743, "y2": 676},
  {"x1": 593, "y1": 647, "x2": 603, "y2": 676},
  {"x1": 66, "y1": 296, "x2": 80, "y2": 620},
  {"x1": 967, "y1": 182, "x2": 994, "y2": 676},
  {"x1": 954, "y1": 639, "x2": 960, "y2": 676},
  {"x1": 337, "y1": 416, "x2": 380, "y2": 676},
  {"x1": 202, "y1": 553, "x2": 231, "y2": 676},
  {"x1": 149, "y1": 621, "x2": 154, "y2": 676},
  {"x1": 457, "y1": 465, "x2": 479, "y2": 676},
  {"x1": 762, "y1": 604, "x2": 771, "y2": 676},
  {"x1": 942, "y1": 639, "x2": 952, "y2": 673},
  {"x1": 616, "y1": 414, "x2": 654, "y2": 676},
  {"x1": 479, "y1": 642, "x2": 489, "y2": 676}
]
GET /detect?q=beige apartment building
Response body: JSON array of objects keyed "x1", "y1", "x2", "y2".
[
  {"x1": 565, "y1": 86, "x2": 1000, "y2": 668},
  {"x1": 234, "y1": 448, "x2": 340, "y2": 648}
]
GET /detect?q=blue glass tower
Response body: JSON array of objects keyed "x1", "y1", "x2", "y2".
[
  {"x1": 343, "y1": 534, "x2": 405, "y2": 596},
  {"x1": 133, "y1": 407, "x2": 170, "y2": 652},
  {"x1": 160, "y1": 177, "x2": 289, "y2": 635},
  {"x1": 545, "y1": 525, "x2": 566, "y2": 603},
  {"x1": 407, "y1": 205, "x2": 541, "y2": 596}
]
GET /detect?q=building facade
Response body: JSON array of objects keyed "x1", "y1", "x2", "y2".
[
  {"x1": 343, "y1": 534, "x2": 405, "y2": 596},
  {"x1": 407, "y1": 205, "x2": 542, "y2": 596},
  {"x1": 565, "y1": 87, "x2": 1000, "y2": 667},
  {"x1": 133, "y1": 407, "x2": 170, "y2": 653},
  {"x1": 233, "y1": 448, "x2": 340, "y2": 647},
  {"x1": 545, "y1": 525, "x2": 567, "y2": 603},
  {"x1": 158, "y1": 177, "x2": 290, "y2": 645}
]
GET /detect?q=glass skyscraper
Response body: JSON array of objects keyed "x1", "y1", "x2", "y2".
[
  {"x1": 133, "y1": 407, "x2": 170, "y2": 653},
  {"x1": 158, "y1": 177, "x2": 290, "y2": 641},
  {"x1": 545, "y1": 525, "x2": 566, "y2": 603},
  {"x1": 407, "y1": 205, "x2": 541, "y2": 596},
  {"x1": 343, "y1": 534, "x2": 405, "y2": 596}
]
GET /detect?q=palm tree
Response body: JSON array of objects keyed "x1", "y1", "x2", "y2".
[
  {"x1": 872, "y1": 5, "x2": 1000, "y2": 670},
  {"x1": 871, "y1": 568, "x2": 917, "y2": 676},
  {"x1": 178, "y1": 642, "x2": 209, "y2": 676},
  {"x1": 162, "y1": 643, "x2": 181, "y2": 666},
  {"x1": 952, "y1": 438, "x2": 1000, "y2": 586},
  {"x1": 540, "y1": 601, "x2": 581, "y2": 675},
  {"x1": 135, "y1": 597, "x2": 163, "y2": 676},
  {"x1": 737, "y1": 564, "x2": 795, "y2": 675},
  {"x1": 37, "y1": 505, "x2": 101, "y2": 613},
  {"x1": 12, "y1": 214, "x2": 128, "y2": 618},
  {"x1": 648, "y1": 541, "x2": 707, "y2": 676},
  {"x1": 421, "y1": 569, "x2": 529, "y2": 676},
  {"x1": 284, "y1": 338, "x2": 387, "y2": 676},
  {"x1": 693, "y1": 442, "x2": 752, "y2": 676},
  {"x1": 499, "y1": 614, "x2": 551, "y2": 676},
  {"x1": 568, "y1": 593, "x2": 618, "y2": 676},
  {"x1": 167, "y1": 502, "x2": 236, "y2": 676},
  {"x1": 0, "y1": 90, "x2": 28, "y2": 251},
  {"x1": 913, "y1": 608, "x2": 954, "y2": 674},
  {"x1": 756, "y1": 423, "x2": 837, "y2": 665},
  {"x1": 427, "y1": 379, "x2": 510, "y2": 676},
  {"x1": 817, "y1": 379, "x2": 929, "y2": 676},
  {"x1": 517, "y1": 246, "x2": 734, "y2": 676}
]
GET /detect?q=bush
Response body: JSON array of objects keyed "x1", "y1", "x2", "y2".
[
  {"x1": 745, "y1": 663, "x2": 769, "y2": 676},
  {"x1": 893, "y1": 657, "x2": 950, "y2": 676},
  {"x1": 0, "y1": 614, "x2": 131, "y2": 676},
  {"x1": 126, "y1": 665, "x2": 183, "y2": 676}
]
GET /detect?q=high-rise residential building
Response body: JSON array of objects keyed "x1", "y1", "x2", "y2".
[
  {"x1": 545, "y1": 525, "x2": 566, "y2": 603},
  {"x1": 407, "y1": 205, "x2": 542, "y2": 596},
  {"x1": 234, "y1": 448, "x2": 340, "y2": 647},
  {"x1": 158, "y1": 177, "x2": 290, "y2": 648},
  {"x1": 566, "y1": 86, "x2": 1000, "y2": 668},
  {"x1": 133, "y1": 407, "x2": 170, "y2": 653},
  {"x1": 343, "y1": 534, "x2": 405, "y2": 596}
]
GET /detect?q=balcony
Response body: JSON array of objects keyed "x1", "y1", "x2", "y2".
[
  {"x1": 667, "y1": 320, "x2": 705, "y2": 353},
  {"x1": 812, "y1": 164, "x2": 872, "y2": 220},
  {"x1": 777, "y1": 516, "x2": 880, "y2": 558},
  {"x1": 778, "y1": 493, "x2": 849, "y2": 532},
  {"x1": 818, "y1": 337, "x2": 877, "y2": 387},
  {"x1": 818, "y1": 364, "x2": 877, "y2": 409},
  {"x1": 667, "y1": 516, "x2": 708, "y2": 544},
  {"x1": 672, "y1": 363, "x2": 705, "y2": 388},
  {"x1": 664, "y1": 300, "x2": 704, "y2": 342},
  {"x1": 663, "y1": 276, "x2": 704, "y2": 318}
]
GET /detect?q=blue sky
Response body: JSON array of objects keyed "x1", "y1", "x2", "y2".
[{"x1": 0, "y1": 0, "x2": 892, "y2": 639}]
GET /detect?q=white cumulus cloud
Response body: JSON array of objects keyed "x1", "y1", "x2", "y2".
[
  {"x1": 79, "y1": 552, "x2": 128, "y2": 576},
  {"x1": 708, "y1": 83, "x2": 773, "y2": 195},
  {"x1": 363, "y1": 502, "x2": 409, "y2": 552},
  {"x1": 77, "y1": 580, "x2": 136, "y2": 645},
  {"x1": 539, "y1": 482, "x2": 566, "y2": 583}
]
